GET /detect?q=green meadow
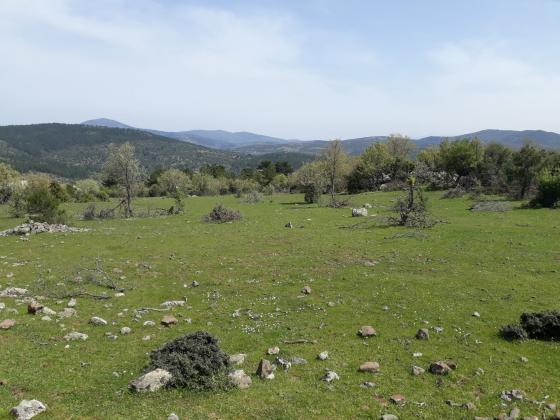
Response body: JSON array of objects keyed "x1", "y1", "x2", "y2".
[{"x1": 0, "y1": 192, "x2": 559, "y2": 419}]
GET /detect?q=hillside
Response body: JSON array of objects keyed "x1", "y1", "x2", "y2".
[
  {"x1": 82, "y1": 118, "x2": 294, "y2": 149},
  {"x1": 0, "y1": 124, "x2": 240, "y2": 178}
]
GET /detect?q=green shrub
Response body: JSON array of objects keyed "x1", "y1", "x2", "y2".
[
  {"x1": 26, "y1": 187, "x2": 68, "y2": 224},
  {"x1": 520, "y1": 310, "x2": 560, "y2": 340},
  {"x1": 531, "y1": 170, "x2": 560, "y2": 208},
  {"x1": 241, "y1": 190, "x2": 262, "y2": 204},
  {"x1": 304, "y1": 186, "x2": 321, "y2": 204},
  {"x1": 148, "y1": 331, "x2": 230, "y2": 390},
  {"x1": 204, "y1": 204, "x2": 242, "y2": 223},
  {"x1": 499, "y1": 324, "x2": 528, "y2": 341}
]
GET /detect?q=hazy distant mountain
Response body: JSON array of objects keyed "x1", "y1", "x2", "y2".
[{"x1": 82, "y1": 118, "x2": 295, "y2": 149}]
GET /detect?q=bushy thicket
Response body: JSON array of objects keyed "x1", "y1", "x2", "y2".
[
  {"x1": 501, "y1": 310, "x2": 560, "y2": 341},
  {"x1": 148, "y1": 331, "x2": 230, "y2": 390},
  {"x1": 530, "y1": 170, "x2": 560, "y2": 208},
  {"x1": 203, "y1": 204, "x2": 242, "y2": 223}
]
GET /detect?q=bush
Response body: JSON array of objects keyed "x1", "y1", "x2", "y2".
[
  {"x1": 530, "y1": 170, "x2": 560, "y2": 208},
  {"x1": 442, "y1": 187, "x2": 466, "y2": 199},
  {"x1": 240, "y1": 190, "x2": 262, "y2": 204},
  {"x1": 148, "y1": 331, "x2": 230, "y2": 390},
  {"x1": 389, "y1": 176, "x2": 433, "y2": 228},
  {"x1": 204, "y1": 204, "x2": 242, "y2": 223},
  {"x1": 24, "y1": 187, "x2": 68, "y2": 224},
  {"x1": 82, "y1": 204, "x2": 97, "y2": 220},
  {"x1": 304, "y1": 186, "x2": 321, "y2": 204},
  {"x1": 520, "y1": 310, "x2": 560, "y2": 340},
  {"x1": 499, "y1": 324, "x2": 528, "y2": 341}
]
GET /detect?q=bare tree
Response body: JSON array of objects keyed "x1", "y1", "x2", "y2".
[
  {"x1": 322, "y1": 139, "x2": 350, "y2": 206},
  {"x1": 103, "y1": 143, "x2": 144, "y2": 218}
]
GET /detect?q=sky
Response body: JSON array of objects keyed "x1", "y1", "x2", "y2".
[{"x1": 1, "y1": 0, "x2": 560, "y2": 139}]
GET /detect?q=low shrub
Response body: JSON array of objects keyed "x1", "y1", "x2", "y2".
[
  {"x1": 499, "y1": 324, "x2": 528, "y2": 341},
  {"x1": 520, "y1": 310, "x2": 560, "y2": 340},
  {"x1": 240, "y1": 190, "x2": 262, "y2": 204},
  {"x1": 82, "y1": 204, "x2": 97, "y2": 220},
  {"x1": 530, "y1": 170, "x2": 560, "y2": 208},
  {"x1": 204, "y1": 204, "x2": 242, "y2": 223},
  {"x1": 148, "y1": 331, "x2": 230, "y2": 390}
]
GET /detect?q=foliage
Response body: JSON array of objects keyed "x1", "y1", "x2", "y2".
[
  {"x1": 520, "y1": 310, "x2": 560, "y2": 340},
  {"x1": 204, "y1": 204, "x2": 242, "y2": 223},
  {"x1": 292, "y1": 160, "x2": 327, "y2": 203},
  {"x1": 530, "y1": 170, "x2": 560, "y2": 208},
  {"x1": 322, "y1": 140, "x2": 351, "y2": 206},
  {"x1": 156, "y1": 169, "x2": 192, "y2": 196},
  {"x1": 0, "y1": 163, "x2": 20, "y2": 204},
  {"x1": 347, "y1": 142, "x2": 392, "y2": 193},
  {"x1": 499, "y1": 324, "x2": 528, "y2": 341},
  {"x1": 241, "y1": 190, "x2": 263, "y2": 204},
  {"x1": 389, "y1": 176, "x2": 432, "y2": 228},
  {"x1": 148, "y1": 331, "x2": 230, "y2": 390},
  {"x1": 506, "y1": 142, "x2": 546, "y2": 199},
  {"x1": 24, "y1": 185, "x2": 68, "y2": 224}
]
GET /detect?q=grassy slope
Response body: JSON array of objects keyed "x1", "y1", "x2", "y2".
[{"x1": 0, "y1": 192, "x2": 558, "y2": 419}]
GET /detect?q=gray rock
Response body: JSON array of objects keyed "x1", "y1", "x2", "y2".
[
  {"x1": 415, "y1": 328, "x2": 429, "y2": 340},
  {"x1": 89, "y1": 317, "x2": 108, "y2": 326},
  {"x1": 167, "y1": 414, "x2": 179, "y2": 420},
  {"x1": 256, "y1": 359, "x2": 275, "y2": 379},
  {"x1": 381, "y1": 415, "x2": 398, "y2": 420},
  {"x1": 40, "y1": 316, "x2": 51, "y2": 322},
  {"x1": 160, "y1": 300, "x2": 186, "y2": 308},
  {"x1": 463, "y1": 402, "x2": 476, "y2": 410},
  {"x1": 67, "y1": 298, "x2": 77, "y2": 308},
  {"x1": 411, "y1": 365, "x2": 425, "y2": 376},
  {"x1": 361, "y1": 381, "x2": 376, "y2": 388},
  {"x1": 128, "y1": 369, "x2": 172, "y2": 392},
  {"x1": 267, "y1": 346, "x2": 280, "y2": 355},
  {"x1": 57, "y1": 308, "x2": 77, "y2": 319},
  {"x1": 358, "y1": 325, "x2": 377, "y2": 337},
  {"x1": 120, "y1": 327, "x2": 131, "y2": 335},
  {"x1": 0, "y1": 319, "x2": 15, "y2": 329},
  {"x1": 229, "y1": 353, "x2": 246, "y2": 366},
  {"x1": 301, "y1": 285, "x2": 312, "y2": 295},
  {"x1": 10, "y1": 400, "x2": 47, "y2": 419},
  {"x1": 143, "y1": 320, "x2": 155, "y2": 327},
  {"x1": 317, "y1": 351, "x2": 329, "y2": 361},
  {"x1": 428, "y1": 361, "x2": 454, "y2": 375},
  {"x1": 275, "y1": 357, "x2": 291, "y2": 371},
  {"x1": 321, "y1": 370, "x2": 339, "y2": 382},
  {"x1": 0, "y1": 287, "x2": 28, "y2": 298},
  {"x1": 229, "y1": 369, "x2": 251, "y2": 389},
  {"x1": 352, "y1": 208, "x2": 368, "y2": 217},
  {"x1": 291, "y1": 357, "x2": 308, "y2": 365},
  {"x1": 41, "y1": 307, "x2": 56, "y2": 316},
  {"x1": 64, "y1": 332, "x2": 88, "y2": 341}
]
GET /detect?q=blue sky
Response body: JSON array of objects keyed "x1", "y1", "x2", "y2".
[{"x1": 1, "y1": 0, "x2": 559, "y2": 138}]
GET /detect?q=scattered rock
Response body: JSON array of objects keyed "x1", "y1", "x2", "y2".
[
  {"x1": 520, "y1": 356, "x2": 528, "y2": 363},
  {"x1": 463, "y1": 402, "x2": 476, "y2": 410},
  {"x1": 317, "y1": 351, "x2": 329, "y2": 361},
  {"x1": 473, "y1": 311, "x2": 481, "y2": 318},
  {"x1": 256, "y1": 359, "x2": 275, "y2": 379},
  {"x1": 89, "y1": 317, "x2": 108, "y2": 326},
  {"x1": 359, "y1": 361, "x2": 380, "y2": 373},
  {"x1": 191, "y1": 281, "x2": 199, "y2": 287},
  {"x1": 321, "y1": 370, "x2": 339, "y2": 382},
  {"x1": 275, "y1": 357, "x2": 291, "y2": 371},
  {"x1": 509, "y1": 407, "x2": 521, "y2": 419},
  {"x1": 301, "y1": 285, "x2": 312, "y2": 295},
  {"x1": 167, "y1": 413, "x2": 179, "y2": 420},
  {"x1": 0, "y1": 287, "x2": 28, "y2": 298},
  {"x1": 0, "y1": 221, "x2": 89, "y2": 237},
  {"x1": 358, "y1": 325, "x2": 377, "y2": 337},
  {"x1": 64, "y1": 332, "x2": 88, "y2": 341},
  {"x1": 267, "y1": 346, "x2": 280, "y2": 355},
  {"x1": 128, "y1": 368, "x2": 172, "y2": 392},
  {"x1": 27, "y1": 301, "x2": 44, "y2": 315},
  {"x1": 285, "y1": 222, "x2": 293, "y2": 228},
  {"x1": 415, "y1": 328, "x2": 429, "y2": 340},
  {"x1": 40, "y1": 316, "x2": 51, "y2": 322},
  {"x1": 41, "y1": 307, "x2": 56, "y2": 316},
  {"x1": 352, "y1": 208, "x2": 368, "y2": 217},
  {"x1": 0, "y1": 319, "x2": 15, "y2": 329},
  {"x1": 160, "y1": 300, "x2": 186, "y2": 308},
  {"x1": 433, "y1": 326, "x2": 444, "y2": 333},
  {"x1": 364, "y1": 203, "x2": 372, "y2": 208},
  {"x1": 142, "y1": 335, "x2": 151, "y2": 341},
  {"x1": 475, "y1": 367, "x2": 485, "y2": 375},
  {"x1": 67, "y1": 298, "x2": 77, "y2": 308},
  {"x1": 229, "y1": 354, "x2": 246, "y2": 366},
  {"x1": 546, "y1": 403, "x2": 557, "y2": 411},
  {"x1": 161, "y1": 315, "x2": 178, "y2": 327},
  {"x1": 10, "y1": 399, "x2": 47, "y2": 419},
  {"x1": 381, "y1": 415, "x2": 398, "y2": 420},
  {"x1": 428, "y1": 361, "x2": 454, "y2": 375},
  {"x1": 411, "y1": 366, "x2": 425, "y2": 376},
  {"x1": 390, "y1": 394, "x2": 406, "y2": 405},
  {"x1": 120, "y1": 327, "x2": 131, "y2": 335},
  {"x1": 290, "y1": 357, "x2": 308, "y2": 365},
  {"x1": 0, "y1": 302, "x2": 5, "y2": 310},
  {"x1": 57, "y1": 308, "x2": 77, "y2": 319},
  {"x1": 361, "y1": 381, "x2": 375, "y2": 388},
  {"x1": 229, "y1": 370, "x2": 251, "y2": 389},
  {"x1": 143, "y1": 320, "x2": 155, "y2": 327},
  {"x1": 500, "y1": 390, "x2": 524, "y2": 402}
]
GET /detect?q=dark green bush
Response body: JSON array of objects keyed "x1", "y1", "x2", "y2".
[
  {"x1": 304, "y1": 186, "x2": 321, "y2": 204},
  {"x1": 25, "y1": 187, "x2": 68, "y2": 224},
  {"x1": 530, "y1": 170, "x2": 560, "y2": 208},
  {"x1": 499, "y1": 324, "x2": 528, "y2": 341},
  {"x1": 204, "y1": 204, "x2": 241, "y2": 223},
  {"x1": 148, "y1": 331, "x2": 230, "y2": 390},
  {"x1": 520, "y1": 310, "x2": 560, "y2": 340}
]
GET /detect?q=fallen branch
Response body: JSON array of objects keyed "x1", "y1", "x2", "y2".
[{"x1": 283, "y1": 339, "x2": 318, "y2": 344}]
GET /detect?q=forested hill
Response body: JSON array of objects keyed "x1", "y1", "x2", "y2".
[{"x1": 0, "y1": 124, "x2": 240, "y2": 179}]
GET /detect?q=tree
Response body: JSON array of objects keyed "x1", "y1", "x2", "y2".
[
  {"x1": 438, "y1": 138, "x2": 484, "y2": 188},
  {"x1": 506, "y1": 142, "x2": 545, "y2": 199},
  {"x1": 347, "y1": 142, "x2": 392, "y2": 193},
  {"x1": 480, "y1": 143, "x2": 512, "y2": 192},
  {"x1": 292, "y1": 160, "x2": 327, "y2": 204},
  {"x1": 275, "y1": 161, "x2": 293, "y2": 176},
  {"x1": 321, "y1": 140, "x2": 350, "y2": 206},
  {"x1": 256, "y1": 161, "x2": 277, "y2": 185},
  {"x1": 387, "y1": 134, "x2": 416, "y2": 160},
  {"x1": 0, "y1": 163, "x2": 20, "y2": 203},
  {"x1": 103, "y1": 143, "x2": 144, "y2": 218},
  {"x1": 157, "y1": 168, "x2": 192, "y2": 196}
]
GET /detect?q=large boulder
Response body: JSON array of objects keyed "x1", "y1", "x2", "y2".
[
  {"x1": 129, "y1": 369, "x2": 173, "y2": 392},
  {"x1": 10, "y1": 399, "x2": 47, "y2": 419},
  {"x1": 228, "y1": 370, "x2": 252, "y2": 389},
  {"x1": 256, "y1": 359, "x2": 275, "y2": 379},
  {"x1": 352, "y1": 208, "x2": 368, "y2": 217}
]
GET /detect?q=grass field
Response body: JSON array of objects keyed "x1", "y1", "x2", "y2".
[{"x1": 0, "y1": 192, "x2": 559, "y2": 419}]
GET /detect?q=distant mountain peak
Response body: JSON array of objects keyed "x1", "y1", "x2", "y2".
[{"x1": 81, "y1": 118, "x2": 133, "y2": 129}]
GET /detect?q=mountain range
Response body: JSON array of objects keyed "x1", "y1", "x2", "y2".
[{"x1": 83, "y1": 118, "x2": 560, "y2": 155}]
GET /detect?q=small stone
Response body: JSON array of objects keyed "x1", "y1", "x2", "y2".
[
  {"x1": 301, "y1": 285, "x2": 311, "y2": 295},
  {"x1": 415, "y1": 328, "x2": 429, "y2": 340},
  {"x1": 143, "y1": 320, "x2": 155, "y2": 327},
  {"x1": 520, "y1": 356, "x2": 528, "y2": 363},
  {"x1": 0, "y1": 302, "x2": 5, "y2": 310},
  {"x1": 256, "y1": 359, "x2": 275, "y2": 379},
  {"x1": 57, "y1": 308, "x2": 77, "y2": 319},
  {"x1": 382, "y1": 305, "x2": 389, "y2": 311},
  {"x1": 352, "y1": 208, "x2": 368, "y2": 217},
  {"x1": 321, "y1": 370, "x2": 339, "y2": 382},
  {"x1": 120, "y1": 327, "x2": 131, "y2": 335},
  {"x1": 41, "y1": 316, "x2": 51, "y2": 322},
  {"x1": 285, "y1": 222, "x2": 293, "y2": 228},
  {"x1": 358, "y1": 325, "x2": 377, "y2": 337},
  {"x1": 428, "y1": 361, "x2": 453, "y2": 375},
  {"x1": 390, "y1": 394, "x2": 406, "y2": 405},
  {"x1": 67, "y1": 298, "x2": 77, "y2": 308},
  {"x1": 160, "y1": 300, "x2": 185, "y2": 308},
  {"x1": 411, "y1": 366, "x2": 425, "y2": 376},
  {"x1": 142, "y1": 335, "x2": 151, "y2": 341},
  {"x1": 500, "y1": 390, "x2": 524, "y2": 402},
  {"x1": 0, "y1": 319, "x2": 15, "y2": 329},
  {"x1": 412, "y1": 352, "x2": 423, "y2": 357},
  {"x1": 509, "y1": 407, "x2": 521, "y2": 419},
  {"x1": 360, "y1": 381, "x2": 375, "y2": 388},
  {"x1": 229, "y1": 369, "x2": 251, "y2": 389},
  {"x1": 433, "y1": 326, "x2": 444, "y2": 333},
  {"x1": 191, "y1": 280, "x2": 199, "y2": 287},
  {"x1": 359, "y1": 361, "x2": 380, "y2": 373},
  {"x1": 473, "y1": 311, "x2": 480, "y2": 318},
  {"x1": 317, "y1": 351, "x2": 329, "y2": 361},
  {"x1": 161, "y1": 315, "x2": 178, "y2": 327},
  {"x1": 41, "y1": 307, "x2": 56, "y2": 316},
  {"x1": 290, "y1": 357, "x2": 308, "y2": 365},
  {"x1": 114, "y1": 292, "x2": 125, "y2": 297},
  {"x1": 167, "y1": 414, "x2": 179, "y2": 420},
  {"x1": 90, "y1": 317, "x2": 108, "y2": 326},
  {"x1": 381, "y1": 415, "x2": 398, "y2": 420},
  {"x1": 475, "y1": 367, "x2": 485, "y2": 375},
  {"x1": 64, "y1": 332, "x2": 88, "y2": 341},
  {"x1": 545, "y1": 403, "x2": 557, "y2": 411},
  {"x1": 229, "y1": 354, "x2": 246, "y2": 366},
  {"x1": 275, "y1": 357, "x2": 291, "y2": 370},
  {"x1": 463, "y1": 402, "x2": 476, "y2": 410},
  {"x1": 27, "y1": 301, "x2": 44, "y2": 315},
  {"x1": 267, "y1": 346, "x2": 280, "y2": 355},
  {"x1": 129, "y1": 369, "x2": 172, "y2": 392},
  {"x1": 10, "y1": 399, "x2": 47, "y2": 419}
]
